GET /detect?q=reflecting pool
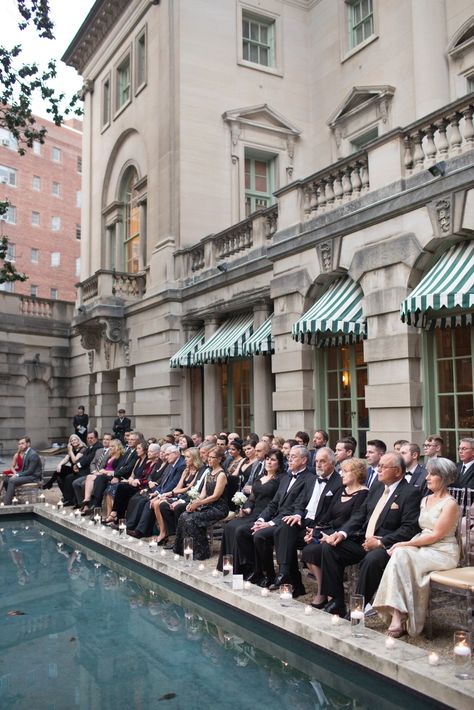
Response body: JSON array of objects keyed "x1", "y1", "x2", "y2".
[{"x1": 0, "y1": 520, "x2": 448, "y2": 710}]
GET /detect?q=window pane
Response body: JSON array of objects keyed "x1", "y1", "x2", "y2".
[
  {"x1": 437, "y1": 360, "x2": 453, "y2": 393},
  {"x1": 458, "y1": 394, "x2": 474, "y2": 430},
  {"x1": 327, "y1": 371, "x2": 338, "y2": 399},
  {"x1": 242, "y1": 20, "x2": 249, "y2": 38},
  {"x1": 259, "y1": 47, "x2": 268, "y2": 66},
  {"x1": 456, "y1": 358, "x2": 473, "y2": 392},
  {"x1": 439, "y1": 395, "x2": 455, "y2": 427},
  {"x1": 358, "y1": 399, "x2": 369, "y2": 428},
  {"x1": 436, "y1": 328, "x2": 452, "y2": 357},
  {"x1": 356, "y1": 367, "x2": 367, "y2": 398},
  {"x1": 439, "y1": 430, "x2": 457, "y2": 460},
  {"x1": 328, "y1": 400, "x2": 339, "y2": 428},
  {"x1": 340, "y1": 399, "x2": 352, "y2": 428},
  {"x1": 260, "y1": 26, "x2": 268, "y2": 44},
  {"x1": 250, "y1": 44, "x2": 259, "y2": 63},
  {"x1": 326, "y1": 347, "x2": 338, "y2": 369},
  {"x1": 250, "y1": 22, "x2": 259, "y2": 41},
  {"x1": 454, "y1": 326, "x2": 470, "y2": 357}
]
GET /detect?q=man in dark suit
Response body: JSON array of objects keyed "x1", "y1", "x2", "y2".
[
  {"x1": 270, "y1": 447, "x2": 343, "y2": 595},
  {"x1": 246, "y1": 445, "x2": 314, "y2": 588},
  {"x1": 365, "y1": 439, "x2": 386, "y2": 488},
  {"x1": 72, "y1": 432, "x2": 112, "y2": 507},
  {"x1": 85, "y1": 431, "x2": 141, "y2": 512},
  {"x1": 112, "y1": 409, "x2": 132, "y2": 443},
  {"x1": 4, "y1": 437, "x2": 42, "y2": 504},
  {"x1": 62, "y1": 430, "x2": 102, "y2": 505},
  {"x1": 316, "y1": 451, "x2": 421, "y2": 616},
  {"x1": 400, "y1": 442, "x2": 427, "y2": 493},
  {"x1": 454, "y1": 437, "x2": 474, "y2": 489}
]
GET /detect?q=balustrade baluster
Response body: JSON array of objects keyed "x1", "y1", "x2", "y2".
[
  {"x1": 325, "y1": 178, "x2": 335, "y2": 206},
  {"x1": 412, "y1": 130, "x2": 425, "y2": 171},
  {"x1": 351, "y1": 165, "x2": 362, "y2": 195},
  {"x1": 333, "y1": 172, "x2": 343, "y2": 202},
  {"x1": 303, "y1": 186, "x2": 312, "y2": 219},
  {"x1": 403, "y1": 136, "x2": 413, "y2": 172},
  {"x1": 310, "y1": 181, "x2": 318, "y2": 215},
  {"x1": 317, "y1": 181, "x2": 327, "y2": 211},
  {"x1": 462, "y1": 108, "x2": 474, "y2": 149},
  {"x1": 448, "y1": 113, "x2": 462, "y2": 155},
  {"x1": 424, "y1": 126, "x2": 437, "y2": 165},
  {"x1": 435, "y1": 119, "x2": 449, "y2": 158},
  {"x1": 360, "y1": 161, "x2": 369, "y2": 191},
  {"x1": 342, "y1": 170, "x2": 353, "y2": 201}
]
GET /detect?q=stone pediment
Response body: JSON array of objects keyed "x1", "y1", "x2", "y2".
[
  {"x1": 223, "y1": 104, "x2": 301, "y2": 136},
  {"x1": 328, "y1": 86, "x2": 395, "y2": 127}
]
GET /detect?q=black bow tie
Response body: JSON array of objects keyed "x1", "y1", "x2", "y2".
[{"x1": 316, "y1": 477, "x2": 326, "y2": 484}]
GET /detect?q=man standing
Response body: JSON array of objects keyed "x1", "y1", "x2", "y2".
[
  {"x1": 317, "y1": 452, "x2": 421, "y2": 617},
  {"x1": 112, "y1": 409, "x2": 132, "y2": 443},
  {"x1": 365, "y1": 440, "x2": 386, "y2": 488},
  {"x1": 248, "y1": 445, "x2": 314, "y2": 588},
  {"x1": 271, "y1": 447, "x2": 343, "y2": 595},
  {"x1": 399, "y1": 442, "x2": 427, "y2": 492},
  {"x1": 455, "y1": 438, "x2": 474, "y2": 488},
  {"x1": 4, "y1": 437, "x2": 42, "y2": 504}
]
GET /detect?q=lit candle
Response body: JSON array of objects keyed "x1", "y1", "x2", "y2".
[
  {"x1": 350, "y1": 610, "x2": 364, "y2": 620},
  {"x1": 184, "y1": 546, "x2": 193, "y2": 556},
  {"x1": 44, "y1": 502, "x2": 49, "y2": 507},
  {"x1": 57, "y1": 500, "x2": 63, "y2": 510},
  {"x1": 38, "y1": 494, "x2": 45, "y2": 503},
  {"x1": 149, "y1": 541, "x2": 158, "y2": 551},
  {"x1": 385, "y1": 636, "x2": 396, "y2": 649},
  {"x1": 12, "y1": 497, "x2": 18, "y2": 505},
  {"x1": 211, "y1": 569, "x2": 219, "y2": 577},
  {"x1": 88, "y1": 519, "x2": 93, "y2": 526},
  {"x1": 428, "y1": 652, "x2": 439, "y2": 666},
  {"x1": 0, "y1": 502, "x2": 4, "y2": 507},
  {"x1": 69, "y1": 512, "x2": 74, "y2": 518},
  {"x1": 454, "y1": 643, "x2": 471, "y2": 656},
  {"x1": 304, "y1": 605, "x2": 312, "y2": 615},
  {"x1": 280, "y1": 591, "x2": 292, "y2": 601},
  {"x1": 39, "y1": 531, "x2": 45, "y2": 536},
  {"x1": 24, "y1": 500, "x2": 29, "y2": 505},
  {"x1": 198, "y1": 563, "x2": 205, "y2": 571},
  {"x1": 261, "y1": 587, "x2": 269, "y2": 597},
  {"x1": 174, "y1": 554, "x2": 180, "y2": 561},
  {"x1": 331, "y1": 614, "x2": 341, "y2": 626},
  {"x1": 244, "y1": 581, "x2": 252, "y2": 591},
  {"x1": 160, "y1": 549, "x2": 166, "y2": 557},
  {"x1": 137, "y1": 540, "x2": 143, "y2": 546}
]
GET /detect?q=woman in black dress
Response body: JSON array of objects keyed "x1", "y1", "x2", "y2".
[
  {"x1": 301, "y1": 457, "x2": 368, "y2": 608},
  {"x1": 218, "y1": 449, "x2": 284, "y2": 574},
  {"x1": 72, "y1": 406, "x2": 89, "y2": 443},
  {"x1": 173, "y1": 447, "x2": 228, "y2": 560}
]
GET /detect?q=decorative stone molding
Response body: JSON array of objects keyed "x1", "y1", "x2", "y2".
[
  {"x1": 316, "y1": 237, "x2": 342, "y2": 273},
  {"x1": 87, "y1": 351, "x2": 95, "y2": 373},
  {"x1": 435, "y1": 198, "x2": 451, "y2": 234}
]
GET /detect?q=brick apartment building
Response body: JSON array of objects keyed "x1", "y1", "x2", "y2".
[{"x1": 0, "y1": 116, "x2": 82, "y2": 302}]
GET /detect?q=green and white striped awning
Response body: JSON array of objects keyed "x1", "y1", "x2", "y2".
[
  {"x1": 242, "y1": 316, "x2": 273, "y2": 356},
  {"x1": 169, "y1": 329, "x2": 205, "y2": 368},
  {"x1": 400, "y1": 241, "x2": 474, "y2": 329},
  {"x1": 292, "y1": 276, "x2": 366, "y2": 347},
  {"x1": 194, "y1": 314, "x2": 254, "y2": 364}
]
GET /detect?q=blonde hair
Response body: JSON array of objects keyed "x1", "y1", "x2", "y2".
[{"x1": 341, "y1": 457, "x2": 368, "y2": 485}]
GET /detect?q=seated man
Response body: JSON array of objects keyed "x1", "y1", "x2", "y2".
[
  {"x1": 84, "y1": 431, "x2": 141, "y2": 512},
  {"x1": 317, "y1": 451, "x2": 421, "y2": 617},
  {"x1": 73, "y1": 433, "x2": 112, "y2": 508},
  {"x1": 3, "y1": 437, "x2": 42, "y2": 504},
  {"x1": 399, "y1": 442, "x2": 427, "y2": 493}
]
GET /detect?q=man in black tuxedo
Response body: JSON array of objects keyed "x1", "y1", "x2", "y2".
[
  {"x1": 454, "y1": 437, "x2": 474, "y2": 489},
  {"x1": 317, "y1": 451, "x2": 421, "y2": 616},
  {"x1": 270, "y1": 447, "x2": 343, "y2": 595},
  {"x1": 246, "y1": 445, "x2": 314, "y2": 589},
  {"x1": 112, "y1": 409, "x2": 132, "y2": 443},
  {"x1": 4, "y1": 437, "x2": 43, "y2": 504},
  {"x1": 400, "y1": 442, "x2": 427, "y2": 493},
  {"x1": 72, "y1": 432, "x2": 112, "y2": 507},
  {"x1": 62, "y1": 430, "x2": 101, "y2": 505}
]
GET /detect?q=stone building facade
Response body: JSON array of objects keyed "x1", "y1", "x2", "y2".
[{"x1": 63, "y1": 0, "x2": 474, "y2": 459}]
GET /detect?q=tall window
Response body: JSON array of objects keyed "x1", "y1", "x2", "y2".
[
  {"x1": 136, "y1": 28, "x2": 147, "y2": 89},
  {"x1": 242, "y1": 12, "x2": 275, "y2": 67},
  {"x1": 116, "y1": 54, "x2": 131, "y2": 110},
  {"x1": 51, "y1": 252, "x2": 61, "y2": 267},
  {"x1": 51, "y1": 216, "x2": 60, "y2": 231},
  {"x1": 244, "y1": 153, "x2": 274, "y2": 216},
  {"x1": 52, "y1": 181, "x2": 60, "y2": 196},
  {"x1": 30, "y1": 284, "x2": 38, "y2": 297},
  {"x1": 220, "y1": 360, "x2": 253, "y2": 435},
  {"x1": 102, "y1": 76, "x2": 111, "y2": 127},
  {"x1": 424, "y1": 326, "x2": 473, "y2": 460},
  {"x1": 52, "y1": 147, "x2": 61, "y2": 162},
  {"x1": 76, "y1": 190, "x2": 82, "y2": 208},
  {"x1": 2, "y1": 205, "x2": 16, "y2": 224},
  {"x1": 76, "y1": 224, "x2": 81, "y2": 240},
  {"x1": 317, "y1": 342, "x2": 369, "y2": 455},
  {"x1": 31, "y1": 211, "x2": 40, "y2": 226},
  {"x1": 347, "y1": 0, "x2": 374, "y2": 49},
  {"x1": 0, "y1": 165, "x2": 17, "y2": 186},
  {"x1": 32, "y1": 175, "x2": 41, "y2": 191},
  {"x1": 121, "y1": 168, "x2": 141, "y2": 273},
  {"x1": 33, "y1": 140, "x2": 41, "y2": 155},
  {"x1": 5, "y1": 242, "x2": 15, "y2": 261},
  {"x1": 50, "y1": 288, "x2": 58, "y2": 300},
  {"x1": 31, "y1": 248, "x2": 39, "y2": 263},
  {"x1": 77, "y1": 156, "x2": 82, "y2": 174}
]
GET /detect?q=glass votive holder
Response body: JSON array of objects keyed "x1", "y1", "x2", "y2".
[
  {"x1": 350, "y1": 594, "x2": 365, "y2": 637},
  {"x1": 56, "y1": 500, "x2": 63, "y2": 510},
  {"x1": 93, "y1": 508, "x2": 102, "y2": 525},
  {"x1": 118, "y1": 519, "x2": 126, "y2": 536},
  {"x1": 280, "y1": 584, "x2": 293, "y2": 606},
  {"x1": 184, "y1": 537, "x2": 193, "y2": 565},
  {"x1": 454, "y1": 630, "x2": 472, "y2": 679},
  {"x1": 222, "y1": 554, "x2": 233, "y2": 582},
  {"x1": 38, "y1": 493, "x2": 46, "y2": 504},
  {"x1": 149, "y1": 540, "x2": 158, "y2": 553}
]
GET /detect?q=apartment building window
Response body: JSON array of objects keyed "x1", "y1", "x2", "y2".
[
  {"x1": 31, "y1": 211, "x2": 40, "y2": 226},
  {"x1": 2, "y1": 205, "x2": 16, "y2": 224},
  {"x1": 31, "y1": 284, "x2": 38, "y2": 297},
  {"x1": 32, "y1": 175, "x2": 41, "y2": 191},
  {"x1": 33, "y1": 140, "x2": 41, "y2": 155},
  {"x1": 76, "y1": 190, "x2": 82, "y2": 208},
  {"x1": 0, "y1": 165, "x2": 17, "y2": 186},
  {"x1": 116, "y1": 53, "x2": 131, "y2": 111},
  {"x1": 50, "y1": 288, "x2": 58, "y2": 300},
  {"x1": 52, "y1": 147, "x2": 61, "y2": 162},
  {"x1": 5, "y1": 242, "x2": 15, "y2": 261},
  {"x1": 244, "y1": 152, "x2": 274, "y2": 216},
  {"x1": 75, "y1": 257, "x2": 81, "y2": 277},
  {"x1": 0, "y1": 129, "x2": 17, "y2": 151},
  {"x1": 77, "y1": 156, "x2": 82, "y2": 173},
  {"x1": 347, "y1": 0, "x2": 374, "y2": 50},
  {"x1": 242, "y1": 12, "x2": 275, "y2": 67},
  {"x1": 51, "y1": 216, "x2": 60, "y2": 231},
  {"x1": 102, "y1": 75, "x2": 111, "y2": 127},
  {"x1": 31, "y1": 248, "x2": 39, "y2": 263},
  {"x1": 136, "y1": 27, "x2": 147, "y2": 90},
  {"x1": 76, "y1": 224, "x2": 81, "y2": 240},
  {"x1": 0, "y1": 281, "x2": 14, "y2": 292},
  {"x1": 51, "y1": 252, "x2": 60, "y2": 267},
  {"x1": 52, "y1": 181, "x2": 61, "y2": 197}
]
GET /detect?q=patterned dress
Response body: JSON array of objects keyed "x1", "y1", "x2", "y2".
[
  {"x1": 173, "y1": 470, "x2": 228, "y2": 560},
  {"x1": 373, "y1": 495, "x2": 459, "y2": 636}
]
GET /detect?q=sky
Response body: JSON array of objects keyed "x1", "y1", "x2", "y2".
[{"x1": 3, "y1": 0, "x2": 96, "y2": 119}]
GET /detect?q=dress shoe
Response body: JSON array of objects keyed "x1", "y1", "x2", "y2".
[
  {"x1": 245, "y1": 572, "x2": 264, "y2": 585},
  {"x1": 157, "y1": 536, "x2": 169, "y2": 546},
  {"x1": 311, "y1": 600, "x2": 328, "y2": 610},
  {"x1": 324, "y1": 599, "x2": 347, "y2": 616},
  {"x1": 164, "y1": 543, "x2": 175, "y2": 550},
  {"x1": 268, "y1": 574, "x2": 292, "y2": 592},
  {"x1": 292, "y1": 584, "x2": 306, "y2": 599},
  {"x1": 127, "y1": 529, "x2": 139, "y2": 538},
  {"x1": 258, "y1": 576, "x2": 275, "y2": 588}
]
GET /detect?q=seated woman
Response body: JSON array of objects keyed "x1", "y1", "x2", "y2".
[
  {"x1": 104, "y1": 442, "x2": 153, "y2": 523},
  {"x1": 81, "y1": 439, "x2": 124, "y2": 513},
  {"x1": 301, "y1": 457, "x2": 369, "y2": 608},
  {"x1": 45, "y1": 435, "x2": 86, "y2": 505},
  {"x1": 173, "y1": 447, "x2": 228, "y2": 560},
  {"x1": 2, "y1": 443, "x2": 23, "y2": 476},
  {"x1": 240, "y1": 441, "x2": 257, "y2": 494},
  {"x1": 373, "y1": 457, "x2": 460, "y2": 637},
  {"x1": 217, "y1": 448, "x2": 283, "y2": 574},
  {"x1": 150, "y1": 447, "x2": 201, "y2": 544}
]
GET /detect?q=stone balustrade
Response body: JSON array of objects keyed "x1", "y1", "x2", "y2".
[
  {"x1": 81, "y1": 274, "x2": 98, "y2": 301},
  {"x1": 20, "y1": 297, "x2": 52, "y2": 318},
  {"x1": 402, "y1": 94, "x2": 474, "y2": 173},
  {"x1": 78, "y1": 269, "x2": 146, "y2": 304}
]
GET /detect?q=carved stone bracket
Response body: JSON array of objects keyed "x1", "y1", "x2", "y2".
[
  {"x1": 427, "y1": 194, "x2": 453, "y2": 238},
  {"x1": 316, "y1": 237, "x2": 342, "y2": 274},
  {"x1": 87, "y1": 351, "x2": 94, "y2": 373}
]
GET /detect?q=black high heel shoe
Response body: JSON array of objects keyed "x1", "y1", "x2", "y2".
[{"x1": 42, "y1": 478, "x2": 54, "y2": 490}]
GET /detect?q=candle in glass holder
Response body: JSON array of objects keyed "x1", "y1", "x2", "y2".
[
  {"x1": 222, "y1": 554, "x2": 233, "y2": 582},
  {"x1": 118, "y1": 519, "x2": 126, "y2": 536},
  {"x1": 211, "y1": 569, "x2": 219, "y2": 577},
  {"x1": 261, "y1": 587, "x2": 269, "y2": 597},
  {"x1": 280, "y1": 584, "x2": 293, "y2": 606},
  {"x1": 304, "y1": 605, "x2": 312, "y2": 615},
  {"x1": 12, "y1": 497, "x2": 19, "y2": 506},
  {"x1": 183, "y1": 537, "x2": 193, "y2": 565},
  {"x1": 331, "y1": 614, "x2": 341, "y2": 626},
  {"x1": 24, "y1": 500, "x2": 30, "y2": 505},
  {"x1": 350, "y1": 594, "x2": 365, "y2": 637},
  {"x1": 38, "y1": 493, "x2": 46, "y2": 504},
  {"x1": 198, "y1": 563, "x2": 205, "y2": 571},
  {"x1": 428, "y1": 652, "x2": 439, "y2": 666},
  {"x1": 149, "y1": 541, "x2": 158, "y2": 552},
  {"x1": 244, "y1": 581, "x2": 252, "y2": 591},
  {"x1": 454, "y1": 631, "x2": 472, "y2": 679},
  {"x1": 57, "y1": 500, "x2": 63, "y2": 511},
  {"x1": 174, "y1": 554, "x2": 180, "y2": 561},
  {"x1": 0, "y1": 502, "x2": 4, "y2": 507},
  {"x1": 385, "y1": 636, "x2": 395, "y2": 649}
]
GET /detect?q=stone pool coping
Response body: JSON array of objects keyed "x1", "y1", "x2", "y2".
[{"x1": 2, "y1": 504, "x2": 473, "y2": 710}]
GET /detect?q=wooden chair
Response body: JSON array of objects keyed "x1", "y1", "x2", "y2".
[{"x1": 426, "y1": 488, "x2": 473, "y2": 637}]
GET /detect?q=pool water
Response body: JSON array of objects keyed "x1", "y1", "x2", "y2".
[{"x1": 0, "y1": 520, "x2": 447, "y2": 710}]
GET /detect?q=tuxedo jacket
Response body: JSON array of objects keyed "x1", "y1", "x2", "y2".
[
  {"x1": 259, "y1": 468, "x2": 315, "y2": 522},
  {"x1": 115, "y1": 448, "x2": 139, "y2": 480},
  {"x1": 305, "y1": 470, "x2": 344, "y2": 526},
  {"x1": 342, "y1": 478, "x2": 421, "y2": 548},
  {"x1": 20, "y1": 448, "x2": 42, "y2": 479},
  {"x1": 76, "y1": 441, "x2": 102, "y2": 474},
  {"x1": 409, "y1": 463, "x2": 427, "y2": 492},
  {"x1": 454, "y1": 462, "x2": 474, "y2": 489}
]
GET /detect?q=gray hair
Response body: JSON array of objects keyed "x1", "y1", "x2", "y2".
[
  {"x1": 291, "y1": 445, "x2": 309, "y2": 462},
  {"x1": 460, "y1": 437, "x2": 474, "y2": 449},
  {"x1": 427, "y1": 457, "x2": 457, "y2": 486},
  {"x1": 148, "y1": 443, "x2": 161, "y2": 455},
  {"x1": 167, "y1": 445, "x2": 179, "y2": 453},
  {"x1": 316, "y1": 446, "x2": 336, "y2": 465}
]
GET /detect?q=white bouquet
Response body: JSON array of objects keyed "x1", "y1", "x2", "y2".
[
  {"x1": 187, "y1": 486, "x2": 201, "y2": 500},
  {"x1": 231, "y1": 491, "x2": 248, "y2": 508}
]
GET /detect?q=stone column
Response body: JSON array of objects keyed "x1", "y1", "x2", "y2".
[
  {"x1": 252, "y1": 302, "x2": 273, "y2": 435},
  {"x1": 203, "y1": 316, "x2": 221, "y2": 434}
]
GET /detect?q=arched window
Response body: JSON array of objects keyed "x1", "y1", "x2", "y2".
[{"x1": 121, "y1": 167, "x2": 140, "y2": 273}]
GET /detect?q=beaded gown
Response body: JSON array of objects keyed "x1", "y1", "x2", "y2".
[
  {"x1": 373, "y1": 495, "x2": 459, "y2": 636},
  {"x1": 173, "y1": 471, "x2": 228, "y2": 560}
]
